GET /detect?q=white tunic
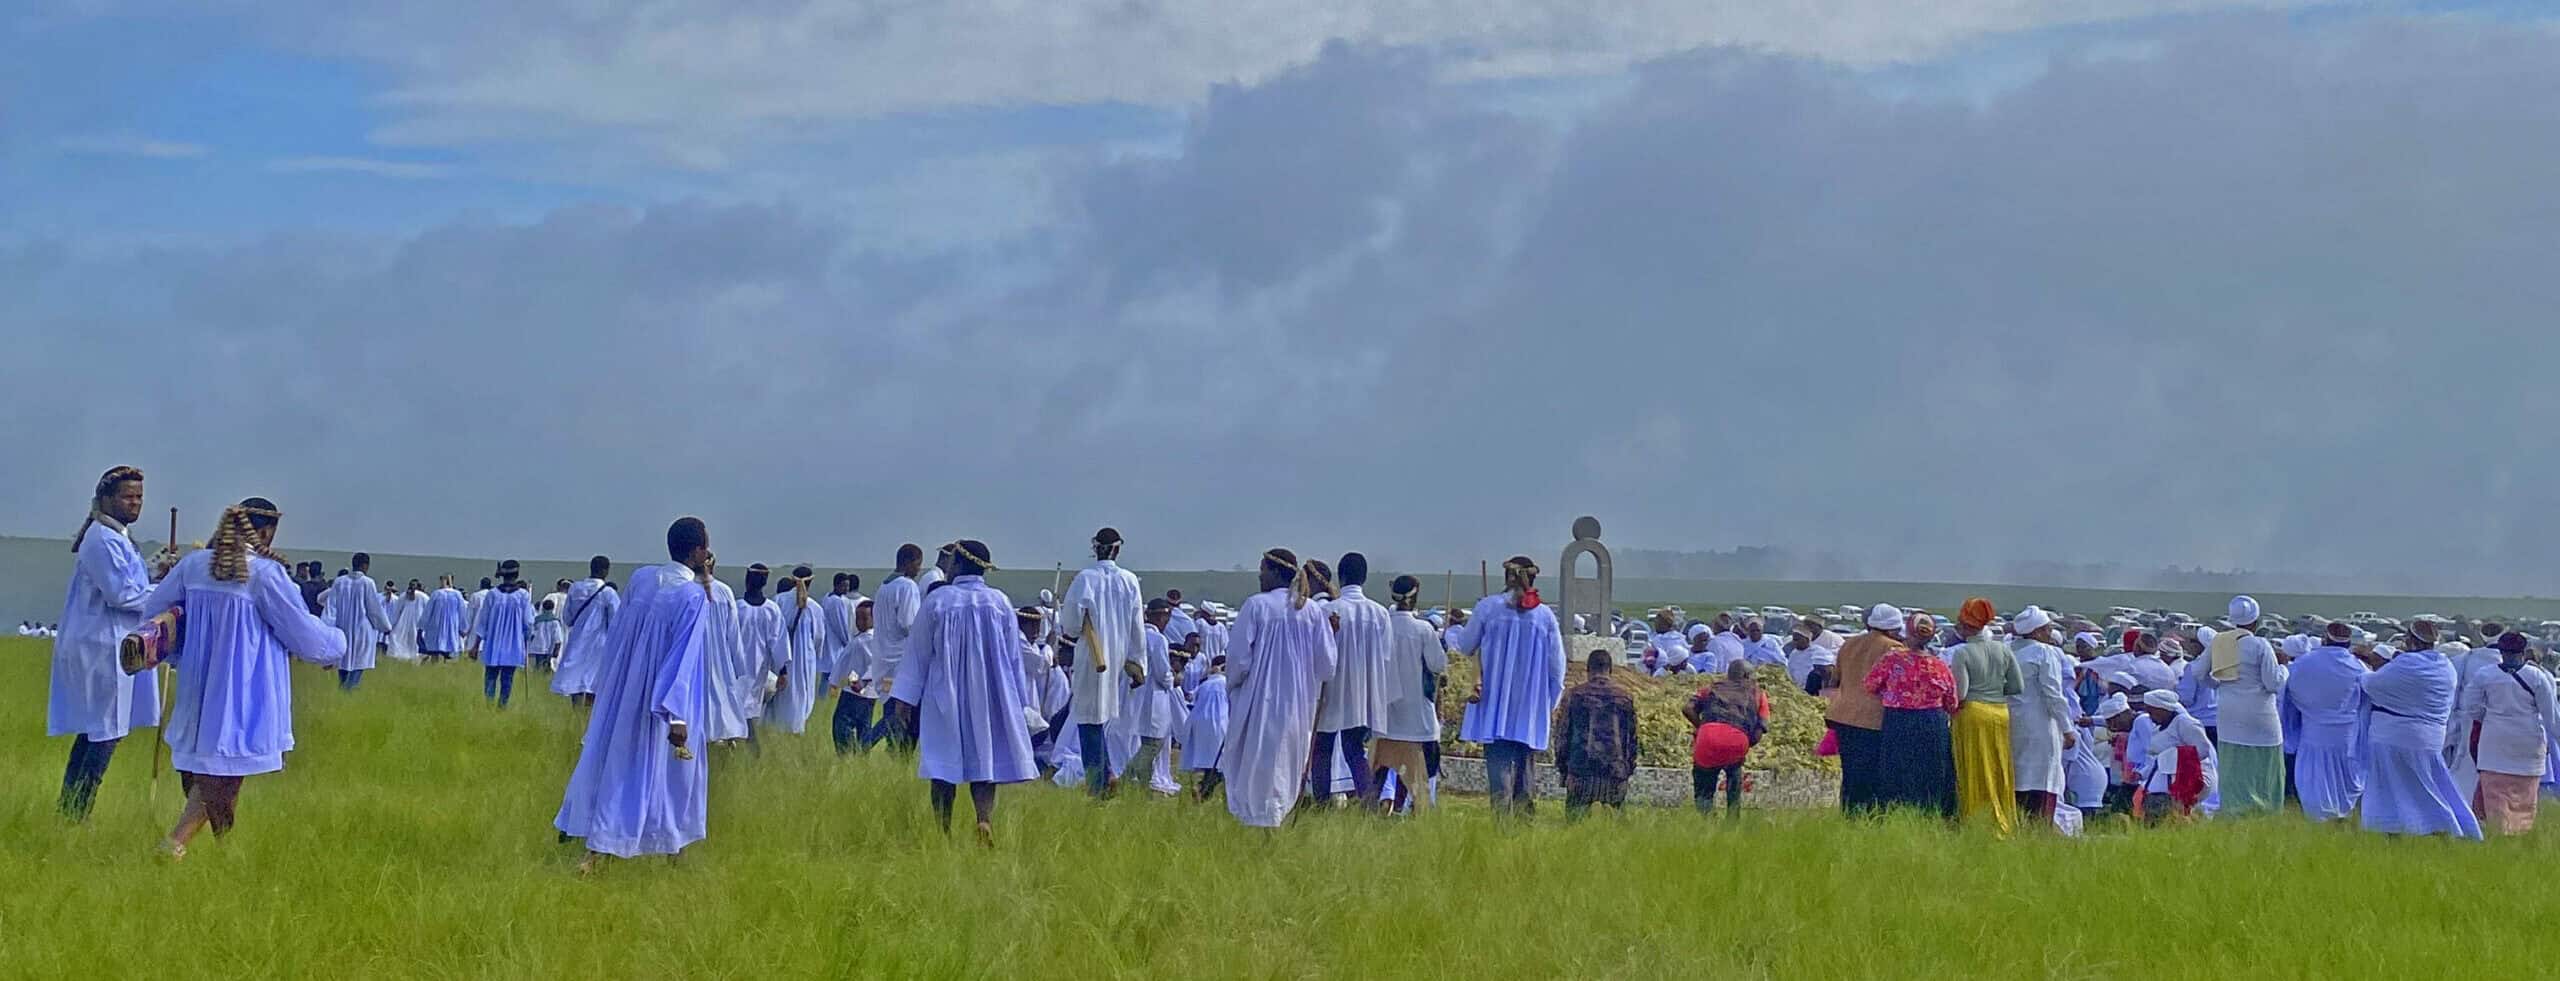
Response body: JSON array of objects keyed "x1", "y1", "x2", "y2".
[
  {"x1": 2455, "y1": 661, "x2": 2560, "y2": 779},
  {"x1": 1315, "y1": 585, "x2": 1392, "y2": 734},
  {"x1": 386, "y1": 590, "x2": 426, "y2": 661},
  {"x1": 1216, "y1": 589, "x2": 1337, "y2": 828},
  {"x1": 1057, "y1": 560, "x2": 1145, "y2": 726},
  {"x1": 48, "y1": 520, "x2": 161, "y2": 741},
  {"x1": 324, "y1": 573, "x2": 389, "y2": 671},
  {"x1": 767, "y1": 593, "x2": 825, "y2": 734},
  {"x1": 735, "y1": 598, "x2": 782, "y2": 721},
  {"x1": 698, "y1": 582, "x2": 751, "y2": 742},
  {"x1": 548, "y1": 579, "x2": 621, "y2": 697},
  {"x1": 2008, "y1": 638, "x2": 2077, "y2": 794},
  {"x1": 2200, "y1": 629, "x2": 2288, "y2": 748},
  {"x1": 871, "y1": 575, "x2": 923, "y2": 697},
  {"x1": 1375, "y1": 609, "x2": 1447, "y2": 743}
]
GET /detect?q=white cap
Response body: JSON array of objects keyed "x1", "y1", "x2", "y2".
[
  {"x1": 1865, "y1": 604, "x2": 1906, "y2": 632},
  {"x1": 2013, "y1": 606, "x2": 2054, "y2": 637},
  {"x1": 2142, "y1": 689, "x2": 2183, "y2": 711}
]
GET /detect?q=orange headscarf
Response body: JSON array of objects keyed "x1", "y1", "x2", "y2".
[{"x1": 1958, "y1": 597, "x2": 1996, "y2": 635}]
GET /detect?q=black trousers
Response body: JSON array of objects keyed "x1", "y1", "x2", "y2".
[{"x1": 60, "y1": 735, "x2": 121, "y2": 819}]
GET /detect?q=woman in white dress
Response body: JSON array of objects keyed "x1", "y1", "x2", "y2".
[{"x1": 386, "y1": 580, "x2": 426, "y2": 662}]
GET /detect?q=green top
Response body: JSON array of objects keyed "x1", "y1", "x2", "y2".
[{"x1": 1948, "y1": 637, "x2": 2023, "y2": 705}]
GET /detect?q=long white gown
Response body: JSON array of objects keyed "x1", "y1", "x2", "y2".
[
  {"x1": 386, "y1": 590, "x2": 426, "y2": 662},
  {"x1": 1215, "y1": 588, "x2": 1338, "y2": 828}
]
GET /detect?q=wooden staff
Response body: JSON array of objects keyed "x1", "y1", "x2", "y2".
[
  {"x1": 1480, "y1": 560, "x2": 1488, "y2": 601},
  {"x1": 151, "y1": 507, "x2": 176, "y2": 801}
]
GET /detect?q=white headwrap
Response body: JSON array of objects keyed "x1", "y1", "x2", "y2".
[
  {"x1": 2097, "y1": 693, "x2": 2130, "y2": 717},
  {"x1": 1865, "y1": 604, "x2": 1906, "y2": 632},
  {"x1": 2280, "y1": 636, "x2": 2313, "y2": 660},
  {"x1": 2012, "y1": 606, "x2": 2054, "y2": 637},
  {"x1": 2142, "y1": 689, "x2": 2183, "y2": 712},
  {"x1": 2107, "y1": 671, "x2": 2138, "y2": 690},
  {"x1": 1685, "y1": 624, "x2": 1709, "y2": 641},
  {"x1": 2072, "y1": 632, "x2": 2104, "y2": 651},
  {"x1": 2228, "y1": 595, "x2": 2260, "y2": 627}
]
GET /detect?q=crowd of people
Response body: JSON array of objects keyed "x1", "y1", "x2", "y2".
[
  {"x1": 1791, "y1": 596, "x2": 2560, "y2": 840},
  {"x1": 35, "y1": 465, "x2": 2560, "y2": 867}
]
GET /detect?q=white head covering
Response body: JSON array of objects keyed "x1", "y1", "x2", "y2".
[
  {"x1": 2441, "y1": 640, "x2": 2471, "y2": 657},
  {"x1": 2072, "y1": 631, "x2": 2104, "y2": 652},
  {"x1": 1685, "y1": 624, "x2": 1709, "y2": 641},
  {"x1": 1865, "y1": 604, "x2": 1906, "y2": 632},
  {"x1": 2013, "y1": 606, "x2": 2054, "y2": 637},
  {"x1": 2280, "y1": 635, "x2": 2312, "y2": 660},
  {"x1": 1038, "y1": 588, "x2": 1056, "y2": 606},
  {"x1": 2107, "y1": 671, "x2": 2139, "y2": 690},
  {"x1": 2142, "y1": 689, "x2": 2183, "y2": 712},
  {"x1": 2228, "y1": 595, "x2": 2260, "y2": 627},
  {"x1": 1811, "y1": 647, "x2": 1838, "y2": 667},
  {"x1": 2097, "y1": 693, "x2": 2130, "y2": 717}
]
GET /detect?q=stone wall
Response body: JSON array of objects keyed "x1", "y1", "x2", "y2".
[{"x1": 1438, "y1": 755, "x2": 1839, "y2": 810}]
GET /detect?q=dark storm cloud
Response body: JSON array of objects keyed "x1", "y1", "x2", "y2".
[{"x1": 5, "y1": 17, "x2": 2557, "y2": 592}]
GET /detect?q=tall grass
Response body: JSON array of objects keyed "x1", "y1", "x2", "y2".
[{"x1": 3, "y1": 638, "x2": 2553, "y2": 978}]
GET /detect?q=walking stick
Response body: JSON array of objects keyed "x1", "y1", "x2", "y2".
[{"x1": 151, "y1": 506, "x2": 177, "y2": 802}]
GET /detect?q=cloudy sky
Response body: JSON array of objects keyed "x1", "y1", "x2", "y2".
[{"x1": 5, "y1": 2, "x2": 2556, "y2": 590}]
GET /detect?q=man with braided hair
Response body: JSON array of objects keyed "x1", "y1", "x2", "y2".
[
  {"x1": 139, "y1": 498, "x2": 347, "y2": 859},
  {"x1": 1371, "y1": 574, "x2": 1446, "y2": 813},
  {"x1": 49, "y1": 465, "x2": 164, "y2": 820},
  {"x1": 1452, "y1": 556, "x2": 1567, "y2": 821},
  {"x1": 1213, "y1": 549, "x2": 1338, "y2": 828}
]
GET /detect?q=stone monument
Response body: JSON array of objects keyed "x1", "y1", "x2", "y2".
[{"x1": 1558, "y1": 516, "x2": 1612, "y2": 636}]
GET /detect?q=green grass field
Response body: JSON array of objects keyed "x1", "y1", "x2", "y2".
[{"x1": 4, "y1": 637, "x2": 2556, "y2": 978}]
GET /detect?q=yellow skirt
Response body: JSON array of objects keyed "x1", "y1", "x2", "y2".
[{"x1": 1953, "y1": 701, "x2": 2017, "y2": 834}]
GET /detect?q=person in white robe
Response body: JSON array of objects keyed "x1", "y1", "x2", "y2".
[
  {"x1": 2006, "y1": 607, "x2": 2079, "y2": 822},
  {"x1": 2441, "y1": 634, "x2": 2503, "y2": 804},
  {"x1": 323, "y1": 554, "x2": 391, "y2": 691},
  {"x1": 528, "y1": 598, "x2": 566, "y2": 673},
  {"x1": 696, "y1": 567, "x2": 752, "y2": 744},
  {"x1": 385, "y1": 580, "x2": 427, "y2": 662},
  {"x1": 2355, "y1": 622, "x2": 2482, "y2": 839},
  {"x1": 1314, "y1": 553, "x2": 1393, "y2": 805},
  {"x1": 548, "y1": 557, "x2": 623, "y2": 706},
  {"x1": 2280, "y1": 622, "x2": 2371, "y2": 822},
  {"x1": 1644, "y1": 611, "x2": 1688, "y2": 676},
  {"x1": 48, "y1": 466, "x2": 163, "y2": 821},
  {"x1": 890, "y1": 540, "x2": 1035, "y2": 844},
  {"x1": 828, "y1": 600, "x2": 882, "y2": 754},
  {"x1": 2138, "y1": 690, "x2": 2217, "y2": 823},
  {"x1": 1057, "y1": 528, "x2": 1145, "y2": 799},
  {"x1": 764, "y1": 568, "x2": 826, "y2": 735},
  {"x1": 1373, "y1": 576, "x2": 1448, "y2": 813},
  {"x1": 1120, "y1": 600, "x2": 1179, "y2": 791},
  {"x1": 871, "y1": 545, "x2": 930, "y2": 751},
  {"x1": 1452, "y1": 556, "x2": 1566, "y2": 821},
  {"x1": 1705, "y1": 615, "x2": 1747, "y2": 675},
  {"x1": 725, "y1": 565, "x2": 783, "y2": 744},
  {"x1": 1181, "y1": 656, "x2": 1231, "y2": 794},
  {"x1": 1739, "y1": 618, "x2": 1789, "y2": 670},
  {"x1": 1208, "y1": 550, "x2": 1338, "y2": 826},
  {"x1": 418, "y1": 577, "x2": 466, "y2": 662},
  {"x1": 464, "y1": 577, "x2": 490, "y2": 646},
  {"x1": 2455, "y1": 632, "x2": 2560, "y2": 834},
  {"x1": 141, "y1": 498, "x2": 348, "y2": 859},
  {"x1": 553, "y1": 519, "x2": 714, "y2": 872},
  {"x1": 819, "y1": 573, "x2": 856, "y2": 689}
]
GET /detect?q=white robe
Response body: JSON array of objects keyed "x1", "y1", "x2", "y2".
[
  {"x1": 324, "y1": 574, "x2": 390, "y2": 672},
  {"x1": 1315, "y1": 586, "x2": 1393, "y2": 734},
  {"x1": 735, "y1": 598, "x2": 782, "y2": 723},
  {"x1": 2008, "y1": 638, "x2": 2077, "y2": 795},
  {"x1": 386, "y1": 590, "x2": 426, "y2": 661},
  {"x1": 548, "y1": 579, "x2": 622, "y2": 697},
  {"x1": 1215, "y1": 589, "x2": 1338, "y2": 828},
  {"x1": 767, "y1": 593, "x2": 825, "y2": 734},
  {"x1": 1058, "y1": 560, "x2": 1145, "y2": 726},
  {"x1": 1376, "y1": 610, "x2": 1448, "y2": 743},
  {"x1": 698, "y1": 582, "x2": 750, "y2": 742}
]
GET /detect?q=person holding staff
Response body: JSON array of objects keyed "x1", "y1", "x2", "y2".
[{"x1": 48, "y1": 466, "x2": 164, "y2": 821}]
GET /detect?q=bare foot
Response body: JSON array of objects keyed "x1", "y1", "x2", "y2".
[
  {"x1": 576, "y1": 853, "x2": 604, "y2": 877},
  {"x1": 158, "y1": 838, "x2": 186, "y2": 863},
  {"x1": 974, "y1": 822, "x2": 995, "y2": 849}
]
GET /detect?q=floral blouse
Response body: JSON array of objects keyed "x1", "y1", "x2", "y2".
[{"x1": 1863, "y1": 648, "x2": 1959, "y2": 713}]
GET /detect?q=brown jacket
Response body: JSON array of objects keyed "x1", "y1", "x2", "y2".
[{"x1": 1824, "y1": 631, "x2": 1898, "y2": 731}]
